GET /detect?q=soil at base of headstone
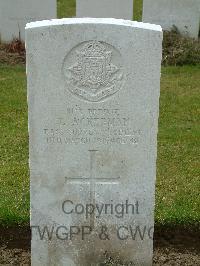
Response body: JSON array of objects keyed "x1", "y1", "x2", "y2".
[
  {"x1": 0, "y1": 225, "x2": 199, "y2": 265},
  {"x1": 0, "y1": 40, "x2": 25, "y2": 65}
]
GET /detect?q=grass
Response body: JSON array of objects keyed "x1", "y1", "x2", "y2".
[
  {"x1": 0, "y1": 65, "x2": 29, "y2": 224},
  {"x1": 134, "y1": 0, "x2": 143, "y2": 21},
  {"x1": 0, "y1": 64, "x2": 199, "y2": 225},
  {"x1": 156, "y1": 66, "x2": 200, "y2": 225},
  {"x1": 57, "y1": 0, "x2": 76, "y2": 18}
]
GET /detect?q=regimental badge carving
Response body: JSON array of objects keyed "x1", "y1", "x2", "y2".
[{"x1": 63, "y1": 41, "x2": 124, "y2": 102}]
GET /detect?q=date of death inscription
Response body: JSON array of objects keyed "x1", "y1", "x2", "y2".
[{"x1": 43, "y1": 107, "x2": 142, "y2": 145}]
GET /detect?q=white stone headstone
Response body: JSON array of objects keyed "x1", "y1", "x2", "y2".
[
  {"x1": 0, "y1": 0, "x2": 56, "y2": 42},
  {"x1": 143, "y1": 0, "x2": 200, "y2": 39},
  {"x1": 76, "y1": 0, "x2": 134, "y2": 20},
  {"x1": 26, "y1": 18, "x2": 162, "y2": 265}
]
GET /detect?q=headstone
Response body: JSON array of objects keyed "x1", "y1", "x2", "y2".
[
  {"x1": 76, "y1": 0, "x2": 134, "y2": 20},
  {"x1": 0, "y1": 0, "x2": 56, "y2": 42},
  {"x1": 26, "y1": 18, "x2": 162, "y2": 265},
  {"x1": 143, "y1": 0, "x2": 200, "y2": 39}
]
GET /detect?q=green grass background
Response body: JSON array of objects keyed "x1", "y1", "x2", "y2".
[{"x1": 0, "y1": 0, "x2": 199, "y2": 225}]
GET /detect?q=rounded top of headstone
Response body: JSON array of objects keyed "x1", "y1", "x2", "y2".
[{"x1": 26, "y1": 18, "x2": 162, "y2": 32}]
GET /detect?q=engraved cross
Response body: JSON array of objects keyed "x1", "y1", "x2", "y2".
[{"x1": 65, "y1": 150, "x2": 120, "y2": 226}]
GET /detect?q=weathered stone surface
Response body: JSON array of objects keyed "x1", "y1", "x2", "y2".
[
  {"x1": 76, "y1": 0, "x2": 133, "y2": 20},
  {"x1": 26, "y1": 18, "x2": 162, "y2": 265},
  {"x1": 0, "y1": 0, "x2": 56, "y2": 42},
  {"x1": 143, "y1": 0, "x2": 200, "y2": 39}
]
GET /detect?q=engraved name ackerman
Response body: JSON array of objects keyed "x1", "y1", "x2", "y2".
[{"x1": 63, "y1": 41, "x2": 124, "y2": 102}]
